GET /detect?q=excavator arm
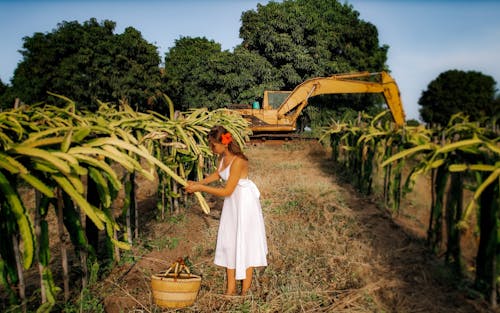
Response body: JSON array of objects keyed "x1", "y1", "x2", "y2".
[{"x1": 276, "y1": 71, "x2": 405, "y2": 126}]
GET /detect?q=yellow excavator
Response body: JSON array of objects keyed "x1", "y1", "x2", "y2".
[{"x1": 231, "y1": 71, "x2": 405, "y2": 137}]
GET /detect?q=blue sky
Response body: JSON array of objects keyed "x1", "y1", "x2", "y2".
[{"x1": 1, "y1": 0, "x2": 499, "y2": 121}]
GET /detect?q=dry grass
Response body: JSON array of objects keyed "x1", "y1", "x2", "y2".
[{"x1": 83, "y1": 141, "x2": 495, "y2": 312}]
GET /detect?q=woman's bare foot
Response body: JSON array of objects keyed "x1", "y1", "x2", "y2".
[
  {"x1": 225, "y1": 268, "x2": 237, "y2": 296},
  {"x1": 240, "y1": 267, "x2": 253, "y2": 296}
]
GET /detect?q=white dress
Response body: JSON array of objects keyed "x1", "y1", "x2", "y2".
[{"x1": 214, "y1": 157, "x2": 268, "y2": 280}]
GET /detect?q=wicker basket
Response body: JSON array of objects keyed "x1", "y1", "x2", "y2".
[{"x1": 151, "y1": 273, "x2": 201, "y2": 308}]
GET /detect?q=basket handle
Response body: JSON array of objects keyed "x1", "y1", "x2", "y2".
[{"x1": 158, "y1": 257, "x2": 191, "y2": 279}]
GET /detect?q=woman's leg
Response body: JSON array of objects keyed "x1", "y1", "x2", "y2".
[
  {"x1": 226, "y1": 268, "x2": 237, "y2": 295},
  {"x1": 241, "y1": 267, "x2": 253, "y2": 295}
]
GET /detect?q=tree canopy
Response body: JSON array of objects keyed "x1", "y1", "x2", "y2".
[
  {"x1": 163, "y1": 37, "x2": 226, "y2": 111},
  {"x1": 240, "y1": 0, "x2": 388, "y2": 88},
  {"x1": 10, "y1": 18, "x2": 162, "y2": 111},
  {"x1": 164, "y1": 37, "x2": 281, "y2": 110},
  {"x1": 0, "y1": 80, "x2": 6, "y2": 94},
  {"x1": 0, "y1": 80, "x2": 7, "y2": 105},
  {"x1": 418, "y1": 70, "x2": 498, "y2": 125},
  {"x1": 0, "y1": 79, "x2": 16, "y2": 110}
]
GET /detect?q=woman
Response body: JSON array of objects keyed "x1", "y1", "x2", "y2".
[{"x1": 185, "y1": 125, "x2": 268, "y2": 296}]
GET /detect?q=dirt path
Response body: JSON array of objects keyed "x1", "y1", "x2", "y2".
[{"x1": 104, "y1": 141, "x2": 494, "y2": 312}]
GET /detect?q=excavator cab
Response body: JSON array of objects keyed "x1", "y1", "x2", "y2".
[{"x1": 263, "y1": 91, "x2": 291, "y2": 110}]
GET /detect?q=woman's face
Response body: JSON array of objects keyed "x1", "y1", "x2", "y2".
[{"x1": 209, "y1": 138, "x2": 226, "y2": 155}]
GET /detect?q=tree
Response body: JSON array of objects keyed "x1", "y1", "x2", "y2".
[
  {"x1": 494, "y1": 94, "x2": 500, "y2": 124},
  {"x1": 0, "y1": 79, "x2": 7, "y2": 108},
  {"x1": 0, "y1": 79, "x2": 6, "y2": 95},
  {"x1": 0, "y1": 80, "x2": 16, "y2": 110},
  {"x1": 208, "y1": 46, "x2": 283, "y2": 106},
  {"x1": 419, "y1": 70, "x2": 497, "y2": 125},
  {"x1": 11, "y1": 18, "x2": 162, "y2": 111},
  {"x1": 239, "y1": 0, "x2": 388, "y2": 88},
  {"x1": 163, "y1": 37, "x2": 281, "y2": 110},
  {"x1": 163, "y1": 37, "x2": 223, "y2": 110}
]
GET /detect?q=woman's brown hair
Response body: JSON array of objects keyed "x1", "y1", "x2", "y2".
[{"x1": 208, "y1": 126, "x2": 248, "y2": 161}]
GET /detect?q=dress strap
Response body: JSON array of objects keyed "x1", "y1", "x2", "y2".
[
  {"x1": 218, "y1": 155, "x2": 237, "y2": 173},
  {"x1": 218, "y1": 157, "x2": 224, "y2": 172},
  {"x1": 227, "y1": 155, "x2": 237, "y2": 166}
]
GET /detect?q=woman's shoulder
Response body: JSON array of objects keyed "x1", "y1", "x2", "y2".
[{"x1": 233, "y1": 155, "x2": 248, "y2": 166}]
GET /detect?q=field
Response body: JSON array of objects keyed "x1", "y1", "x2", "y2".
[{"x1": 97, "y1": 141, "x2": 494, "y2": 313}]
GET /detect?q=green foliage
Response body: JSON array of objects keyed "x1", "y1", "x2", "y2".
[
  {"x1": 59, "y1": 288, "x2": 104, "y2": 313},
  {"x1": 11, "y1": 18, "x2": 162, "y2": 111},
  {"x1": 0, "y1": 207, "x2": 20, "y2": 305},
  {"x1": 164, "y1": 37, "x2": 281, "y2": 110},
  {"x1": 0, "y1": 79, "x2": 14, "y2": 110},
  {"x1": 60, "y1": 261, "x2": 103, "y2": 312},
  {"x1": 418, "y1": 70, "x2": 497, "y2": 125},
  {"x1": 240, "y1": 0, "x2": 388, "y2": 87},
  {"x1": 215, "y1": 46, "x2": 283, "y2": 105},
  {"x1": 0, "y1": 79, "x2": 6, "y2": 95},
  {"x1": 406, "y1": 118, "x2": 421, "y2": 127},
  {"x1": 144, "y1": 236, "x2": 180, "y2": 252},
  {"x1": 0, "y1": 171, "x2": 35, "y2": 269},
  {"x1": 164, "y1": 37, "x2": 223, "y2": 110}
]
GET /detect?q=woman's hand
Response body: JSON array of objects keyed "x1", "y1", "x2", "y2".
[{"x1": 185, "y1": 181, "x2": 200, "y2": 193}]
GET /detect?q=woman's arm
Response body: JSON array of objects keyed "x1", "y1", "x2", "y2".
[
  {"x1": 188, "y1": 159, "x2": 221, "y2": 185},
  {"x1": 186, "y1": 158, "x2": 246, "y2": 197},
  {"x1": 198, "y1": 171, "x2": 221, "y2": 185}
]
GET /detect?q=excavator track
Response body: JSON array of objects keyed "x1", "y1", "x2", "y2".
[
  {"x1": 248, "y1": 133, "x2": 317, "y2": 145},
  {"x1": 250, "y1": 133, "x2": 303, "y2": 140}
]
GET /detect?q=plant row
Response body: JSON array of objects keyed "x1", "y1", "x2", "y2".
[
  {"x1": 320, "y1": 111, "x2": 499, "y2": 306},
  {"x1": 0, "y1": 95, "x2": 249, "y2": 312}
]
